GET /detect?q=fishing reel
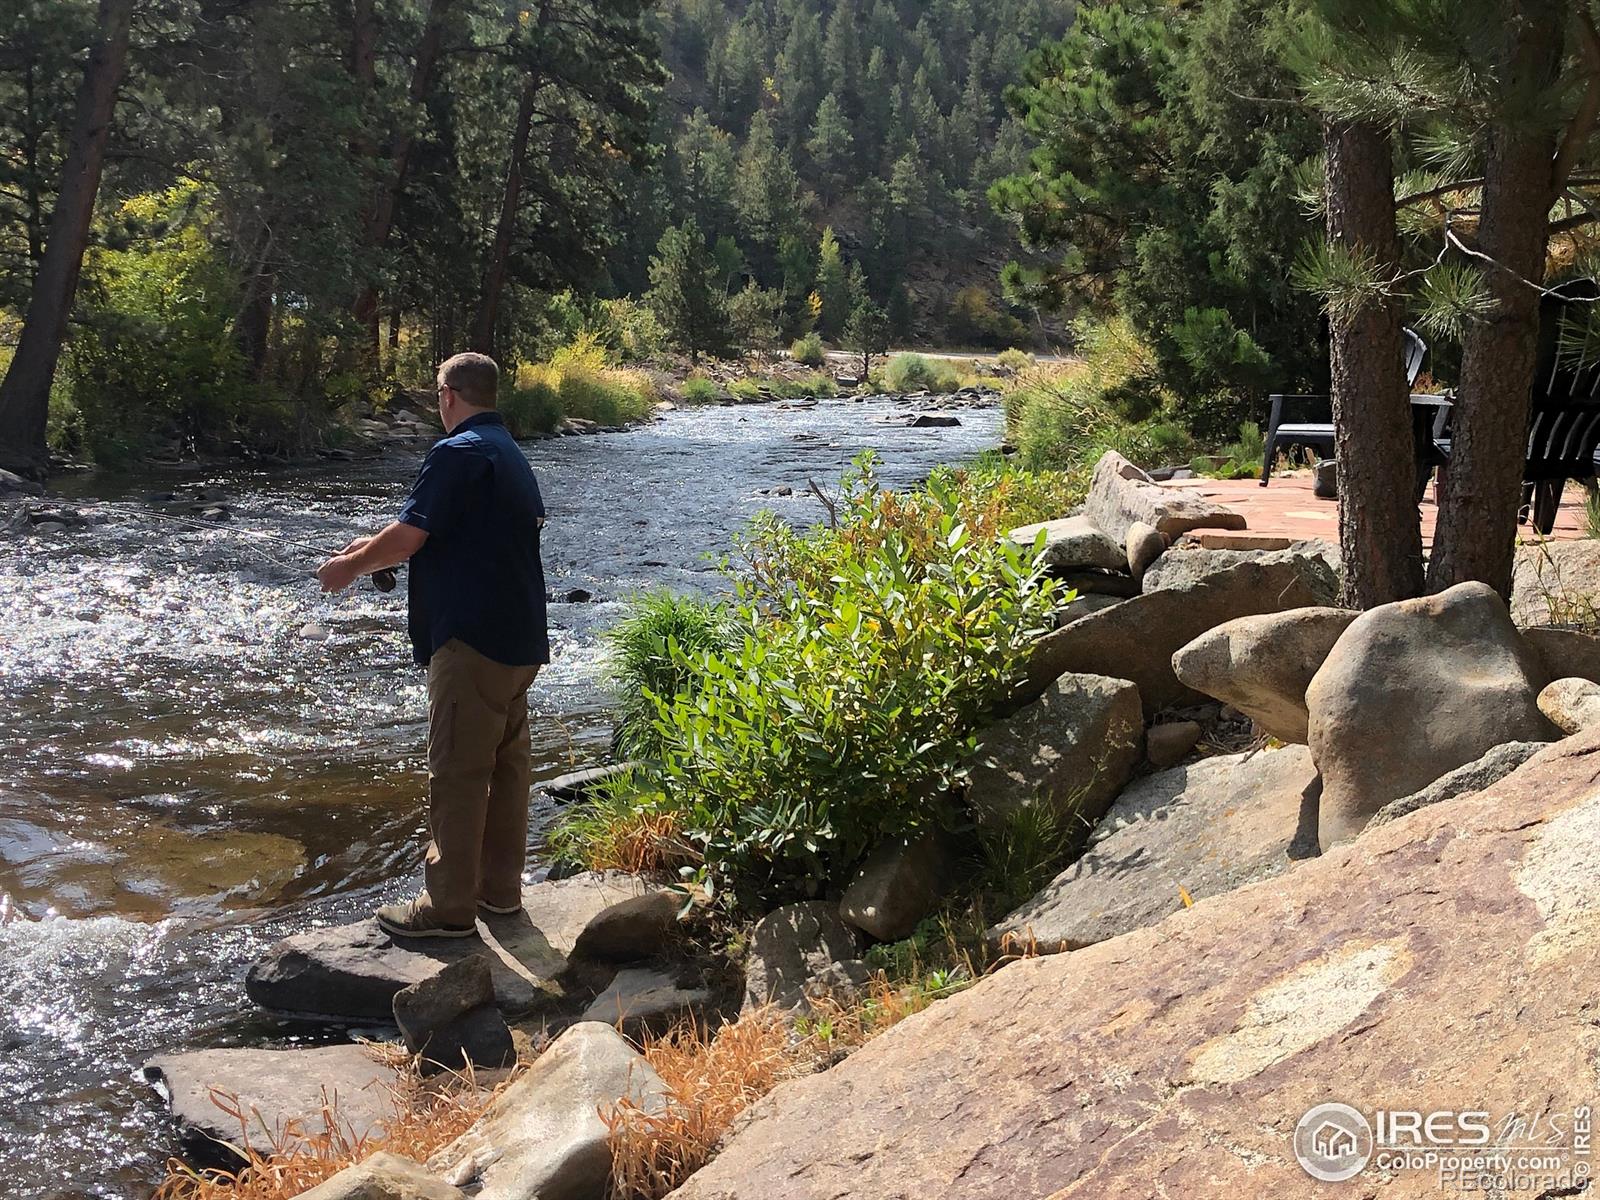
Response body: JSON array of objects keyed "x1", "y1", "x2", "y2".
[{"x1": 371, "y1": 567, "x2": 398, "y2": 593}]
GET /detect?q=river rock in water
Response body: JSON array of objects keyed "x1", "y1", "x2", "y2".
[{"x1": 144, "y1": 1043, "x2": 401, "y2": 1163}]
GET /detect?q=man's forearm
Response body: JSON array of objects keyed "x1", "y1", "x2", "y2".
[{"x1": 339, "y1": 522, "x2": 427, "y2": 575}]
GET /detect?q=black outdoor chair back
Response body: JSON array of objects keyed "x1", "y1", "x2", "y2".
[{"x1": 1526, "y1": 281, "x2": 1600, "y2": 484}]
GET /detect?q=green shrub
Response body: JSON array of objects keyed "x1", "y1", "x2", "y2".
[
  {"x1": 67, "y1": 183, "x2": 258, "y2": 465},
  {"x1": 728, "y1": 378, "x2": 764, "y2": 401},
  {"x1": 884, "y1": 353, "x2": 962, "y2": 394},
  {"x1": 606, "y1": 591, "x2": 732, "y2": 760},
  {"x1": 995, "y1": 347, "x2": 1035, "y2": 373},
  {"x1": 789, "y1": 332, "x2": 825, "y2": 366},
  {"x1": 587, "y1": 456, "x2": 1058, "y2": 910},
  {"x1": 678, "y1": 375, "x2": 722, "y2": 405}
]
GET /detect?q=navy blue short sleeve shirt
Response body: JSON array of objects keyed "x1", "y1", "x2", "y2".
[{"x1": 397, "y1": 411, "x2": 550, "y2": 668}]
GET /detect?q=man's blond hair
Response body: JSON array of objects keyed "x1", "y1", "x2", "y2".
[{"x1": 438, "y1": 352, "x2": 499, "y2": 408}]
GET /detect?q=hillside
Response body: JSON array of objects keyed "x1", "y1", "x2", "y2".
[{"x1": 619, "y1": 0, "x2": 1078, "y2": 346}]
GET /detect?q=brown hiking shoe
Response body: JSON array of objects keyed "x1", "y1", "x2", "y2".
[
  {"x1": 375, "y1": 897, "x2": 477, "y2": 940},
  {"x1": 477, "y1": 898, "x2": 524, "y2": 917}
]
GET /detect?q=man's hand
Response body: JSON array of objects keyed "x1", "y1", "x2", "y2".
[
  {"x1": 338, "y1": 535, "x2": 374, "y2": 556},
  {"x1": 317, "y1": 554, "x2": 361, "y2": 593}
]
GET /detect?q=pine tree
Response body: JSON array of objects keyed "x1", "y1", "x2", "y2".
[
  {"x1": 843, "y1": 293, "x2": 890, "y2": 380},
  {"x1": 733, "y1": 110, "x2": 804, "y2": 276},
  {"x1": 808, "y1": 93, "x2": 855, "y2": 203},
  {"x1": 646, "y1": 222, "x2": 730, "y2": 364},
  {"x1": 816, "y1": 226, "x2": 851, "y2": 336},
  {"x1": 823, "y1": 0, "x2": 864, "y2": 112},
  {"x1": 774, "y1": 9, "x2": 825, "y2": 148}
]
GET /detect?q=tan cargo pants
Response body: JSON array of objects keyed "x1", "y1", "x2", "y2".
[{"x1": 419, "y1": 638, "x2": 539, "y2": 926}]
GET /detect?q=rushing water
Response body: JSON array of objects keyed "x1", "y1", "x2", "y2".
[{"x1": 0, "y1": 397, "x2": 1000, "y2": 1198}]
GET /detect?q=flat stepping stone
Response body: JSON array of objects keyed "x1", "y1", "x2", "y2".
[
  {"x1": 143, "y1": 1043, "x2": 400, "y2": 1164},
  {"x1": 246, "y1": 871, "x2": 658, "y2": 1021}
]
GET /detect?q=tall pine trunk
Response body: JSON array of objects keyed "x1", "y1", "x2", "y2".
[
  {"x1": 0, "y1": 0, "x2": 134, "y2": 478},
  {"x1": 351, "y1": 0, "x2": 454, "y2": 362},
  {"x1": 470, "y1": 77, "x2": 539, "y2": 355},
  {"x1": 1323, "y1": 118, "x2": 1424, "y2": 607},
  {"x1": 1427, "y1": 0, "x2": 1565, "y2": 598}
]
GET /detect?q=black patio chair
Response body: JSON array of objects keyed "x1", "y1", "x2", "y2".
[
  {"x1": 1433, "y1": 281, "x2": 1600, "y2": 535},
  {"x1": 1260, "y1": 329, "x2": 1428, "y2": 486}
]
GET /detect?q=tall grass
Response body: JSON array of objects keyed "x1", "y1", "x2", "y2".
[
  {"x1": 1002, "y1": 315, "x2": 1193, "y2": 474},
  {"x1": 605, "y1": 592, "x2": 732, "y2": 760},
  {"x1": 501, "y1": 333, "x2": 659, "y2": 437}
]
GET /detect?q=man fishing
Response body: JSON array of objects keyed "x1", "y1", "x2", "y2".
[{"x1": 317, "y1": 352, "x2": 549, "y2": 938}]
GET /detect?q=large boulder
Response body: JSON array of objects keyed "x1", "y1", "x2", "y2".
[
  {"x1": 664, "y1": 734, "x2": 1600, "y2": 1200},
  {"x1": 570, "y1": 891, "x2": 679, "y2": 962},
  {"x1": 743, "y1": 901, "x2": 869, "y2": 1012},
  {"x1": 1082, "y1": 451, "x2": 1246, "y2": 544},
  {"x1": 1023, "y1": 553, "x2": 1337, "y2": 717},
  {"x1": 143, "y1": 1044, "x2": 400, "y2": 1163},
  {"x1": 1171, "y1": 607, "x2": 1357, "y2": 743},
  {"x1": 294, "y1": 1152, "x2": 464, "y2": 1200},
  {"x1": 1307, "y1": 582, "x2": 1558, "y2": 849},
  {"x1": 838, "y1": 832, "x2": 950, "y2": 942},
  {"x1": 430, "y1": 1023, "x2": 668, "y2": 1200},
  {"x1": 1511, "y1": 539, "x2": 1600, "y2": 626},
  {"x1": 1006, "y1": 514, "x2": 1125, "y2": 573},
  {"x1": 967, "y1": 673, "x2": 1143, "y2": 828},
  {"x1": 1522, "y1": 625, "x2": 1600, "y2": 684},
  {"x1": 1141, "y1": 541, "x2": 1340, "y2": 594},
  {"x1": 1364, "y1": 741, "x2": 1545, "y2": 832},
  {"x1": 990, "y1": 746, "x2": 1318, "y2": 953},
  {"x1": 247, "y1": 872, "x2": 654, "y2": 1020}
]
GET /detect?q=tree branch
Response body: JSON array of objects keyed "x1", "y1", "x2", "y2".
[{"x1": 1551, "y1": 9, "x2": 1600, "y2": 194}]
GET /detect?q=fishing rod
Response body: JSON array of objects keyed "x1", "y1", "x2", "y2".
[{"x1": 90, "y1": 500, "x2": 399, "y2": 592}]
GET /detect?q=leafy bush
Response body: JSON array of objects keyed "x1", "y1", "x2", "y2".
[
  {"x1": 561, "y1": 456, "x2": 1059, "y2": 910},
  {"x1": 594, "y1": 297, "x2": 668, "y2": 361},
  {"x1": 944, "y1": 286, "x2": 1030, "y2": 348},
  {"x1": 995, "y1": 347, "x2": 1035, "y2": 373},
  {"x1": 789, "y1": 332, "x2": 825, "y2": 366},
  {"x1": 502, "y1": 333, "x2": 659, "y2": 436},
  {"x1": 884, "y1": 353, "x2": 962, "y2": 394},
  {"x1": 66, "y1": 184, "x2": 260, "y2": 465},
  {"x1": 678, "y1": 375, "x2": 723, "y2": 406}
]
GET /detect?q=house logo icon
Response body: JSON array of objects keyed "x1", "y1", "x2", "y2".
[{"x1": 1294, "y1": 1103, "x2": 1374, "y2": 1182}]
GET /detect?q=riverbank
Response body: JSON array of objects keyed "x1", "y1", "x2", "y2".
[{"x1": 0, "y1": 397, "x2": 1002, "y2": 1197}]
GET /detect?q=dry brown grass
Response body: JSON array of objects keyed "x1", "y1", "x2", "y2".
[
  {"x1": 603, "y1": 1009, "x2": 809, "y2": 1200},
  {"x1": 154, "y1": 1049, "x2": 514, "y2": 1200},
  {"x1": 579, "y1": 805, "x2": 698, "y2": 876}
]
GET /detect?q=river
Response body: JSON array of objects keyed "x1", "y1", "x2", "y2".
[{"x1": 0, "y1": 396, "x2": 1000, "y2": 1198}]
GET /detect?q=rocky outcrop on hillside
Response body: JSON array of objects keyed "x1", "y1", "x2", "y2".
[{"x1": 667, "y1": 733, "x2": 1600, "y2": 1199}]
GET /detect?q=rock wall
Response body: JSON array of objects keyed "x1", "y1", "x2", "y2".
[{"x1": 667, "y1": 732, "x2": 1600, "y2": 1199}]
